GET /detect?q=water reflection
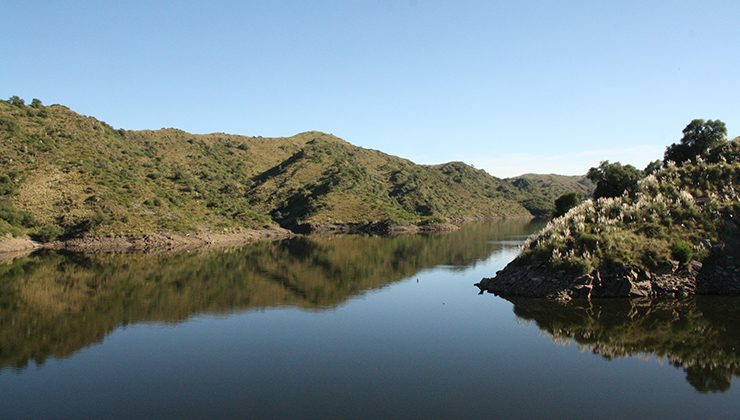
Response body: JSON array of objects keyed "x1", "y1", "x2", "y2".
[
  {"x1": 508, "y1": 297, "x2": 740, "y2": 392},
  {"x1": 0, "y1": 220, "x2": 536, "y2": 372}
]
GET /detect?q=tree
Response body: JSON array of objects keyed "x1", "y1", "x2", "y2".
[
  {"x1": 8, "y1": 96, "x2": 25, "y2": 106},
  {"x1": 554, "y1": 192, "x2": 582, "y2": 218},
  {"x1": 664, "y1": 119, "x2": 727, "y2": 163},
  {"x1": 644, "y1": 160, "x2": 662, "y2": 175},
  {"x1": 30, "y1": 98, "x2": 43, "y2": 108},
  {"x1": 587, "y1": 161, "x2": 643, "y2": 199}
]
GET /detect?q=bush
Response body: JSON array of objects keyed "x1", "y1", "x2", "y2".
[
  {"x1": 0, "y1": 175, "x2": 15, "y2": 195},
  {"x1": 31, "y1": 224, "x2": 64, "y2": 242},
  {"x1": 576, "y1": 232, "x2": 599, "y2": 250},
  {"x1": 554, "y1": 192, "x2": 581, "y2": 218},
  {"x1": 671, "y1": 240, "x2": 693, "y2": 264},
  {"x1": 0, "y1": 219, "x2": 23, "y2": 237},
  {"x1": 0, "y1": 199, "x2": 34, "y2": 227},
  {"x1": 638, "y1": 222, "x2": 664, "y2": 238},
  {"x1": 521, "y1": 197, "x2": 553, "y2": 218}
]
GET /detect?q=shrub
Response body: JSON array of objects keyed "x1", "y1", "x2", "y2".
[
  {"x1": 0, "y1": 219, "x2": 23, "y2": 237},
  {"x1": 31, "y1": 224, "x2": 64, "y2": 242},
  {"x1": 554, "y1": 192, "x2": 581, "y2": 217},
  {"x1": 576, "y1": 232, "x2": 599, "y2": 250},
  {"x1": 638, "y1": 222, "x2": 664, "y2": 238},
  {"x1": 0, "y1": 175, "x2": 15, "y2": 195},
  {"x1": 671, "y1": 240, "x2": 693, "y2": 264},
  {"x1": 521, "y1": 197, "x2": 553, "y2": 218},
  {"x1": 0, "y1": 199, "x2": 34, "y2": 227}
]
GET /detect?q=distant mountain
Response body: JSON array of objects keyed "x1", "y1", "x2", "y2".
[{"x1": 0, "y1": 99, "x2": 582, "y2": 241}]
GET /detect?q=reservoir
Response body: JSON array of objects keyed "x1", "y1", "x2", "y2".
[{"x1": 1, "y1": 221, "x2": 738, "y2": 418}]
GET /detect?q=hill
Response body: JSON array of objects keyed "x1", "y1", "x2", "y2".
[
  {"x1": 507, "y1": 173, "x2": 594, "y2": 216},
  {"x1": 478, "y1": 138, "x2": 740, "y2": 300},
  {"x1": 0, "y1": 99, "x2": 571, "y2": 245}
]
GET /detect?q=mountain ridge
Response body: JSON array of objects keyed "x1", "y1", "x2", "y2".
[{"x1": 0, "y1": 99, "x2": 586, "y2": 248}]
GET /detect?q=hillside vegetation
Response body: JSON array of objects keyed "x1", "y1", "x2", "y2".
[
  {"x1": 0, "y1": 99, "x2": 565, "y2": 242},
  {"x1": 508, "y1": 173, "x2": 594, "y2": 217},
  {"x1": 480, "y1": 137, "x2": 740, "y2": 299}
]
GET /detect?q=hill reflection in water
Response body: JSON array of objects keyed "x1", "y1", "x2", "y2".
[
  {"x1": 0, "y1": 220, "x2": 537, "y2": 371},
  {"x1": 508, "y1": 297, "x2": 740, "y2": 393}
]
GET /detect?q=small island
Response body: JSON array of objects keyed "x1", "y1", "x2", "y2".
[{"x1": 478, "y1": 121, "x2": 739, "y2": 300}]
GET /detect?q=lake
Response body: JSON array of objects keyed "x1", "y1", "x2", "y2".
[{"x1": 1, "y1": 220, "x2": 739, "y2": 419}]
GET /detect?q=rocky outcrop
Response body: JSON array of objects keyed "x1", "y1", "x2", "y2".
[{"x1": 476, "y1": 257, "x2": 739, "y2": 301}]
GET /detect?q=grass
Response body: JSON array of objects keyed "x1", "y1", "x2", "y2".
[{"x1": 515, "y1": 139, "x2": 740, "y2": 274}]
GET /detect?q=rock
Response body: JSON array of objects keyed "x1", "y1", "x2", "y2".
[
  {"x1": 478, "y1": 255, "x2": 729, "y2": 300},
  {"x1": 629, "y1": 281, "x2": 652, "y2": 298}
]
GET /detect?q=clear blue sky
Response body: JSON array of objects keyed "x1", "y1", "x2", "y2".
[{"x1": 3, "y1": 1, "x2": 738, "y2": 177}]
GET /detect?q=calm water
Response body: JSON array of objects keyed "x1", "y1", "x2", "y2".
[{"x1": 1, "y1": 220, "x2": 739, "y2": 419}]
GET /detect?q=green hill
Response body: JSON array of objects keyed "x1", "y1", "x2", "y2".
[
  {"x1": 0, "y1": 99, "x2": 570, "y2": 242},
  {"x1": 508, "y1": 173, "x2": 594, "y2": 216},
  {"x1": 479, "y1": 138, "x2": 740, "y2": 300}
]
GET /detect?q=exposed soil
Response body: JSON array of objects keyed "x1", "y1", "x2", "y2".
[{"x1": 0, "y1": 227, "x2": 294, "y2": 255}]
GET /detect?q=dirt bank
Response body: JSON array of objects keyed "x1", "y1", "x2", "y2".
[
  {"x1": 42, "y1": 228, "x2": 295, "y2": 253},
  {"x1": 0, "y1": 237, "x2": 39, "y2": 255},
  {"x1": 0, "y1": 227, "x2": 294, "y2": 255}
]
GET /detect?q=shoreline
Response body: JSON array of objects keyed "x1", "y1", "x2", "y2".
[
  {"x1": 0, "y1": 217, "x2": 534, "y2": 256},
  {"x1": 476, "y1": 255, "x2": 740, "y2": 301},
  {"x1": 0, "y1": 217, "x2": 533, "y2": 255},
  {"x1": 0, "y1": 227, "x2": 294, "y2": 256}
]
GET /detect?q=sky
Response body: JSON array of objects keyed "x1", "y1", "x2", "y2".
[{"x1": 3, "y1": 0, "x2": 739, "y2": 177}]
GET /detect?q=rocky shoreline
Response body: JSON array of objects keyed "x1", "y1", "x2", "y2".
[{"x1": 476, "y1": 254, "x2": 740, "y2": 301}]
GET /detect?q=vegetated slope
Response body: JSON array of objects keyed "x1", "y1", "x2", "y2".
[
  {"x1": 247, "y1": 135, "x2": 531, "y2": 231},
  {"x1": 479, "y1": 138, "x2": 740, "y2": 300},
  {"x1": 0, "y1": 100, "x2": 551, "y2": 241},
  {"x1": 508, "y1": 174, "x2": 594, "y2": 217},
  {"x1": 0, "y1": 101, "x2": 309, "y2": 240}
]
